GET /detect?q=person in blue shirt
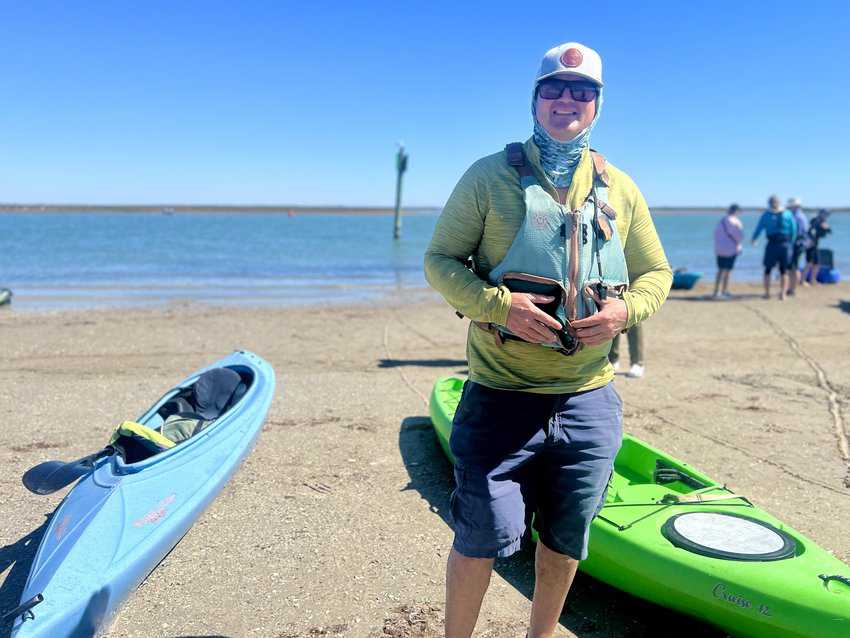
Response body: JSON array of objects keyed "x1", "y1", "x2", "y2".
[{"x1": 751, "y1": 194, "x2": 797, "y2": 300}]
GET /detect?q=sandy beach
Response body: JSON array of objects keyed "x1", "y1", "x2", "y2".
[{"x1": 2, "y1": 281, "x2": 849, "y2": 638}]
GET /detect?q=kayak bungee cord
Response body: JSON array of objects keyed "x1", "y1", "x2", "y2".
[
  {"x1": 595, "y1": 486, "x2": 754, "y2": 532},
  {"x1": 819, "y1": 574, "x2": 850, "y2": 588}
]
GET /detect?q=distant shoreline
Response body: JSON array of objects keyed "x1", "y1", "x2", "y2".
[
  {"x1": 1, "y1": 203, "x2": 847, "y2": 215},
  {"x1": 0, "y1": 204, "x2": 441, "y2": 215}
]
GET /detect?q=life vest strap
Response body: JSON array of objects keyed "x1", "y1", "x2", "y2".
[
  {"x1": 589, "y1": 149, "x2": 611, "y2": 186},
  {"x1": 506, "y1": 143, "x2": 611, "y2": 188},
  {"x1": 472, "y1": 320, "x2": 581, "y2": 356},
  {"x1": 505, "y1": 143, "x2": 534, "y2": 178}
]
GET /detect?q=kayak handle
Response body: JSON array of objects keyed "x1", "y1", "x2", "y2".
[
  {"x1": 819, "y1": 574, "x2": 850, "y2": 588},
  {"x1": 2, "y1": 593, "x2": 44, "y2": 622},
  {"x1": 654, "y1": 460, "x2": 709, "y2": 490}
]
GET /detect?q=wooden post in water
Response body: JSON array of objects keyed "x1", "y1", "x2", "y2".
[{"x1": 393, "y1": 144, "x2": 408, "y2": 240}]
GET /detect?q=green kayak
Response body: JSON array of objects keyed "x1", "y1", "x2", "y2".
[{"x1": 430, "y1": 376, "x2": 850, "y2": 638}]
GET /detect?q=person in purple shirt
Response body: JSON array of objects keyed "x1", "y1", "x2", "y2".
[
  {"x1": 713, "y1": 203, "x2": 744, "y2": 298},
  {"x1": 751, "y1": 195, "x2": 797, "y2": 300}
]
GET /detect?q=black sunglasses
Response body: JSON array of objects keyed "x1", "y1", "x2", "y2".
[{"x1": 537, "y1": 79, "x2": 598, "y2": 102}]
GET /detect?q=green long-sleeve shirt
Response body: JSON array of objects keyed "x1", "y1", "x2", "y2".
[{"x1": 424, "y1": 138, "x2": 672, "y2": 393}]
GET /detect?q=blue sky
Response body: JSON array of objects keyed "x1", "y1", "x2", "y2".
[{"x1": 1, "y1": 1, "x2": 848, "y2": 208}]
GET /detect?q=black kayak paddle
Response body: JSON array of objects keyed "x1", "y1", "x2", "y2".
[{"x1": 22, "y1": 448, "x2": 113, "y2": 495}]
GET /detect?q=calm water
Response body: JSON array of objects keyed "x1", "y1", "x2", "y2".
[{"x1": 1, "y1": 211, "x2": 845, "y2": 310}]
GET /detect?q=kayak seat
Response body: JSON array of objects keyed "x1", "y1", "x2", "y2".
[
  {"x1": 158, "y1": 395, "x2": 195, "y2": 420},
  {"x1": 225, "y1": 381, "x2": 248, "y2": 411},
  {"x1": 191, "y1": 368, "x2": 243, "y2": 420},
  {"x1": 153, "y1": 368, "x2": 251, "y2": 446},
  {"x1": 153, "y1": 391, "x2": 208, "y2": 444}
]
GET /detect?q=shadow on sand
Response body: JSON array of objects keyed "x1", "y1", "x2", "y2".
[
  {"x1": 397, "y1": 416, "x2": 726, "y2": 638},
  {"x1": 837, "y1": 300, "x2": 850, "y2": 315},
  {"x1": 0, "y1": 516, "x2": 50, "y2": 638}
]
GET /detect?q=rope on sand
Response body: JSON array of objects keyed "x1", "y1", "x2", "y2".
[
  {"x1": 742, "y1": 303, "x2": 850, "y2": 488},
  {"x1": 631, "y1": 402, "x2": 850, "y2": 497},
  {"x1": 383, "y1": 322, "x2": 429, "y2": 408}
]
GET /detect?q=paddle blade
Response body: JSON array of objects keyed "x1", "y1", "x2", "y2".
[{"x1": 22, "y1": 453, "x2": 101, "y2": 495}]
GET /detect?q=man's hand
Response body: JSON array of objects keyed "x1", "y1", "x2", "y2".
[
  {"x1": 570, "y1": 297, "x2": 628, "y2": 346},
  {"x1": 505, "y1": 293, "x2": 563, "y2": 344}
]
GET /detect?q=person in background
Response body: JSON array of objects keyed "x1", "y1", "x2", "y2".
[
  {"x1": 802, "y1": 209, "x2": 833, "y2": 285},
  {"x1": 751, "y1": 195, "x2": 796, "y2": 300},
  {"x1": 712, "y1": 203, "x2": 744, "y2": 299},
  {"x1": 786, "y1": 197, "x2": 809, "y2": 296},
  {"x1": 609, "y1": 323, "x2": 644, "y2": 377}
]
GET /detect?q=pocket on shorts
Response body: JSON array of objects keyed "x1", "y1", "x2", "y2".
[
  {"x1": 593, "y1": 469, "x2": 615, "y2": 518},
  {"x1": 450, "y1": 382, "x2": 500, "y2": 459},
  {"x1": 451, "y1": 381, "x2": 473, "y2": 423},
  {"x1": 451, "y1": 382, "x2": 541, "y2": 470},
  {"x1": 449, "y1": 466, "x2": 465, "y2": 523},
  {"x1": 452, "y1": 381, "x2": 502, "y2": 427},
  {"x1": 603, "y1": 382, "x2": 624, "y2": 420}
]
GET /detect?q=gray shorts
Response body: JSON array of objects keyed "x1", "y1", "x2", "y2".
[{"x1": 449, "y1": 381, "x2": 623, "y2": 560}]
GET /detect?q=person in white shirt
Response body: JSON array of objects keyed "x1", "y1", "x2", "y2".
[{"x1": 786, "y1": 197, "x2": 809, "y2": 296}]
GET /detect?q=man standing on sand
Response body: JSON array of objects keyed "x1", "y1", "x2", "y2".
[
  {"x1": 424, "y1": 42, "x2": 671, "y2": 637},
  {"x1": 751, "y1": 195, "x2": 796, "y2": 300},
  {"x1": 608, "y1": 323, "x2": 645, "y2": 378},
  {"x1": 802, "y1": 209, "x2": 833, "y2": 285},
  {"x1": 786, "y1": 197, "x2": 809, "y2": 296}
]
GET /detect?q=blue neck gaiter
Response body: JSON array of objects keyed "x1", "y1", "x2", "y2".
[{"x1": 532, "y1": 87, "x2": 603, "y2": 189}]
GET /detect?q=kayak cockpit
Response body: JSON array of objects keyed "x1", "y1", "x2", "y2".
[
  {"x1": 109, "y1": 365, "x2": 254, "y2": 465},
  {"x1": 607, "y1": 436, "x2": 718, "y2": 503}
]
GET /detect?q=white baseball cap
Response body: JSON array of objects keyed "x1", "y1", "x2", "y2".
[
  {"x1": 536, "y1": 42, "x2": 603, "y2": 86},
  {"x1": 787, "y1": 197, "x2": 802, "y2": 207}
]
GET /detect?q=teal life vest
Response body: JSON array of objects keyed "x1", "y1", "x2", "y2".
[{"x1": 485, "y1": 143, "x2": 629, "y2": 354}]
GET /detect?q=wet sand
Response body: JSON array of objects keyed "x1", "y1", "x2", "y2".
[{"x1": 1, "y1": 281, "x2": 849, "y2": 637}]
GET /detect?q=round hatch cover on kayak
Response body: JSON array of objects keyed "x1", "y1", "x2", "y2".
[{"x1": 662, "y1": 512, "x2": 797, "y2": 561}]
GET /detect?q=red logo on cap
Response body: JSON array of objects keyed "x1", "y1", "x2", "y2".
[{"x1": 560, "y1": 48, "x2": 583, "y2": 68}]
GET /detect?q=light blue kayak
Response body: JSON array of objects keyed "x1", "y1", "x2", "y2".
[{"x1": 9, "y1": 350, "x2": 275, "y2": 638}]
